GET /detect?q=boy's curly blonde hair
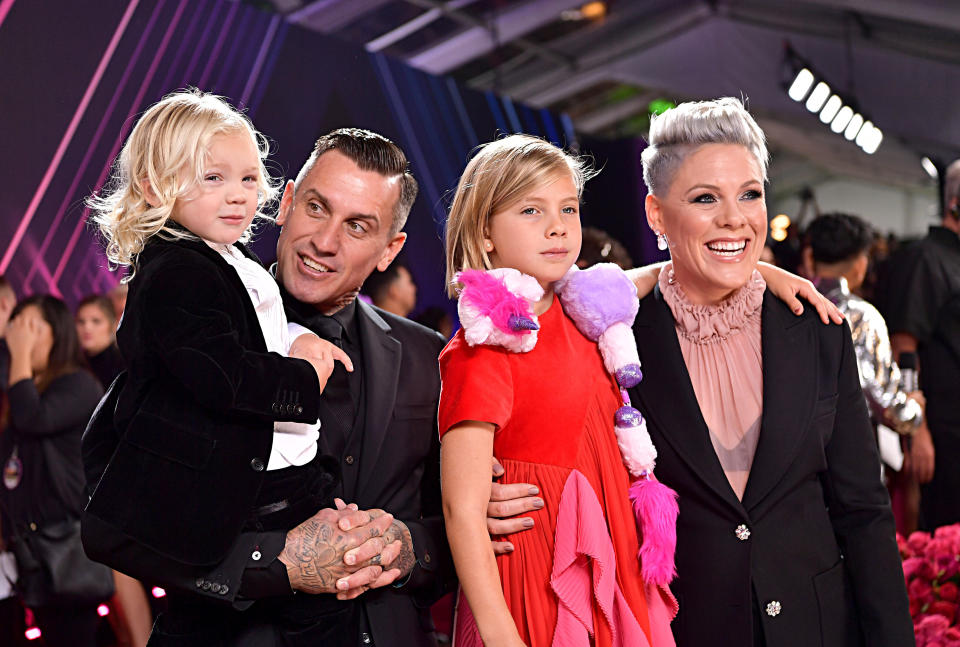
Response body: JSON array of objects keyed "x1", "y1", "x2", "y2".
[{"x1": 88, "y1": 89, "x2": 279, "y2": 276}]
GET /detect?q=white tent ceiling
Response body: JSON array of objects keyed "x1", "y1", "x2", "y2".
[{"x1": 263, "y1": 0, "x2": 960, "y2": 192}]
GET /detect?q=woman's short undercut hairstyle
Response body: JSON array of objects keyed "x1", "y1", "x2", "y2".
[
  {"x1": 444, "y1": 134, "x2": 594, "y2": 296},
  {"x1": 88, "y1": 88, "x2": 280, "y2": 275},
  {"x1": 641, "y1": 97, "x2": 769, "y2": 196}
]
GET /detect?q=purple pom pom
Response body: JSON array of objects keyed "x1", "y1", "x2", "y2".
[
  {"x1": 615, "y1": 406, "x2": 643, "y2": 428},
  {"x1": 615, "y1": 364, "x2": 643, "y2": 388}
]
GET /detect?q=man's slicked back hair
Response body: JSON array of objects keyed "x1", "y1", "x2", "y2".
[{"x1": 295, "y1": 128, "x2": 418, "y2": 234}]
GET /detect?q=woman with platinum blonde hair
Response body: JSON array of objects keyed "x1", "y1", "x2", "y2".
[{"x1": 627, "y1": 97, "x2": 913, "y2": 646}]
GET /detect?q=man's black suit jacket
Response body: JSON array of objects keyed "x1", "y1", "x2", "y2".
[
  {"x1": 630, "y1": 287, "x2": 913, "y2": 647},
  {"x1": 301, "y1": 300, "x2": 453, "y2": 647}
]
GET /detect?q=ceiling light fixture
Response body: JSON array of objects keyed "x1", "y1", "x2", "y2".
[
  {"x1": 783, "y1": 45, "x2": 882, "y2": 154},
  {"x1": 843, "y1": 113, "x2": 864, "y2": 141},
  {"x1": 819, "y1": 95, "x2": 842, "y2": 123},
  {"x1": 805, "y1": 82, "x2": 831, "y2": 113},
  {"x1": 830, "y1": 106, "x2": 853, "y2": 133},
  {"x1": 787, "y1": 69, "x2": 814, "y2": 101}
]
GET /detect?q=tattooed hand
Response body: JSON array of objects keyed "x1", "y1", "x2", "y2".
[
  {"x1": 279, "y1": 506, "x2": 398, "y2": 595},
  {"x1": 331, "y1": 502, "x2": 417, "y2": 600}
]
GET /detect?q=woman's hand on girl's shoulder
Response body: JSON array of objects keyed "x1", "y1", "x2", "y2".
[
  {"x1": 758, "y1": 262, "x2": 845, "y2": 325},
  {"x1": 625, "y1": 262, "x2": 667, "y2": 299}
]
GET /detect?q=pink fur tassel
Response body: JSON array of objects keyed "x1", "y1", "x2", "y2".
[{"x1": 629, "y1": 476, "x2": 679, "y2": 586}]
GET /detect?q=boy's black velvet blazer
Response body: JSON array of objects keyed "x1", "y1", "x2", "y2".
[{"x1": 82, "y1": 234, "x2": 325, "y2": 567}]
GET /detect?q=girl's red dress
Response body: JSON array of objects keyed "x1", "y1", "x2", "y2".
[{"x1": 439, "y1": 299, "x2": 676, "y2": 647}]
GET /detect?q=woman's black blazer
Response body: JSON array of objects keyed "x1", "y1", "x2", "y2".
[
  {"x1": 83, "y1": 235, "x2": 323, "y2": 566},
  {"x1": 630, "y1": 287, "x2": 913, "y2": 647}
]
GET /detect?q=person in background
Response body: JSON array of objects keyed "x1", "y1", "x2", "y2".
[
  {"x1": 0, "y1": 277, "x2": 15, "y2": 392},
  {"x1": 75, "y1": 295, "x2": 124, "y2": 389},
  {"x1": 107, "y1": 284, "x2": 128, "y2": 329},
  {"x1": 887, "y1": 158, "x2": 960, "y2": 532},
  {"x1": 413, "y1": 307, "x2": 454, "y2": 340},
  {"x1": 75, "y1": 295, "x2": 152, "y2": 647},
  {"x1": 1, "y1": 295, "x2": 105, "y2": 647},
  {"x1": 576, "y1": 226, "x2": 633, "y2": 269},
  {"x1": 0, "y1": 275, "x2": 24, "y2": 647},
  {"x1": 805, "y1": 213, "x2": 924, "y2": 437},
  {"x1": 362, "y1": 261, "x2": 418, "y2": 317}
]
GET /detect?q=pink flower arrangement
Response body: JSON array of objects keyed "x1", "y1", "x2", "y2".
[{"x1": 899, "y1": 524, "x2": 960, "y2": 646}]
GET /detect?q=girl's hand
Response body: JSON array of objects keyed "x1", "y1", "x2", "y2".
[
  {"x1": 758, "y1": 262, "x2": 844, "y2": 324},
  {"x1": 289, "y1": 333, "x2": 353, "y2": 391}
]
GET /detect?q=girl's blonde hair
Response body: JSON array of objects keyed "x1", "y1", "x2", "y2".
[
  {"x1": 88, "y1": 89, "x2": 279, "y2": 276},
  {"x1": 444, "y1": 134, "x2": 593, "y2": 296}
]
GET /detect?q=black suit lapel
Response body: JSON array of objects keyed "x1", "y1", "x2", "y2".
[
  {"x1": 356, "y1": 301, "x2": 401, "y2": 502},
  {"x1": 632, "y1": 287, "x2": 745, "y2": 514},
  {"x1": 741, "y1": 292, "x2": 819, "y2": 510}
]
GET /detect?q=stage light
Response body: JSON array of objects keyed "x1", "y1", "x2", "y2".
[
  {"x1": 805, "y1": 82, "x2": 830, "y2": 112},
  {"x1": 860, "y1": 127, "x2": 882, "y2": 155},
  {"x1": 25, "y1": 627, "x2": 42, "y2": 640},
  {"x1": 830, "y1": 106, "x2": 853, "y2": 133},
  {"x1": 152, "y1": 586, "x2": 167, "y2": 598},
  {"x1": 844, "y1": 113, "x2": 864, "y2": 141},
  {"x1": 580, "y1": 1, "x2": 606, "y2": 19},
  {"x1": 771, "y1": 214, "x2": 791, "y2": 230},
  {"x1": 97, "y1": 604, "x2": 110, "y2": 617},
  {"x1": 783, "y1": 46, "x2": 882, "y2": 154},
  {"x1": 855, "y1": 121, "x2": 874, "y2": 148},
  {"x1": 788, "y1": 68, "x2": 815, "y2": 101},
  {"x1": 922, "y1": 157, "x2": 938, "y2": 179},
  {"x1": 648, "y1": 98, "x2": 676, "y2": 116},
  {"x1": 819, "y1": 95, "x2": 842, "y2": 123}
]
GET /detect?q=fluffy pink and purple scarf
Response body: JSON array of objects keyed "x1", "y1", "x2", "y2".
[{"x1": 454, "y1": 264, "x2": 678, "y2": 586}]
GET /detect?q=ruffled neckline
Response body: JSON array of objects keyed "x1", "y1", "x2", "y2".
[{"x1": 658, "y1": 263, "x2": 765, "y2": 344}]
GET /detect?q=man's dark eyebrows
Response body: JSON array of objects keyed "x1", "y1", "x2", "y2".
[
  {"x1": 299, "y1": 188, "x2": 329, "y2": 210},
  {"x1": 298, "y1": 188, "x2": 380, "y2": 226}
]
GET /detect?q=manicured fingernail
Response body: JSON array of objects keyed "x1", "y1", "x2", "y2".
[
  {"x1": 505, "y1": 544, "x2": 514, "y2": 552},
  {"x1": 522, "y1": 518, "x2": 534, "y2": 528},
  {"x1": 337, "y1": 580, "x2": 348, "y2": 590},
  {"x1": 533, "y1": 498, "x2": 544, "y2": 509},
  {"x1": 345, "y1": 554, "x2": 355, "y2": 565},
  {"x1": 528, "y1": 486, "x2": 539, "y2": 495}
]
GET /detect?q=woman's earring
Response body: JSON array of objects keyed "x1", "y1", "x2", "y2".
[
  {"x1": 656, "y1": 231, "x2": 668, "y2": 251},
  {"x1": 484, "y1": 241, "x2": 493, "y2": 251}
]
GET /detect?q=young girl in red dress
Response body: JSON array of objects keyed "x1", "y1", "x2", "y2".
[{"x1": 438, "y1": 135, "x2": 678, "y2": 647}]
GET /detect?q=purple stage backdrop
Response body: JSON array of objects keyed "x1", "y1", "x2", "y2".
[{"x1": 0, "y1": 0, "x2": 654, "y2": 314}]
